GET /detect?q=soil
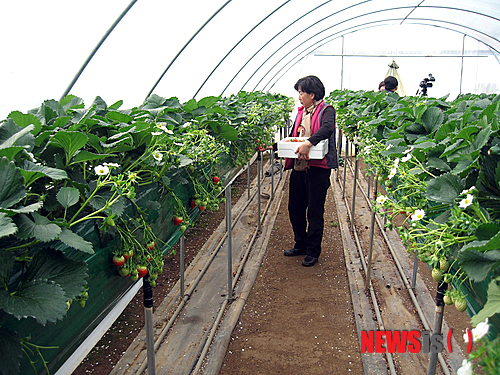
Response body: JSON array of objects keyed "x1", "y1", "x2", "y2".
[{"x1": 218, "y1": 176, "x2": 364, "y2": 374}]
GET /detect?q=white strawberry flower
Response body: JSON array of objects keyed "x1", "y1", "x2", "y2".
[
  {"x1": 388, "y1": 167, "x2": 397, "y2": 179},
  {"x1": 103, "y1": 162, "x2": 120, "y2": 168},
  {"x1": 411, "y1": 209, "x2": 425, "y2": 221},
  {"x1": 386, "y1": 144, "x2": 393, "y2": 150},
  {"x1": 463, "y1": 318, "x2": 489, "y2": 343},
  {"x1": 459, "y1": 194, "x2": 474, "y2": 209},
  {"x1": 152, "y1": 131, "x2": 163, "y2": 136},
  {"x1": 376, "y1": 195, "x2": 388, "y2": 205},
  {"x1": 403, "y1": 146, "x2": 414, "y2": 154},
  {"x1": 457, "y1": 359, "x2": 472, "y2": 375},
  {"x1": 401, "y1": 154, "x2": 412, "y2": 162},
  {"x1": 393, "y1": 157, "x2": 400, "y2": 168},
  {"x1": 95, "y1": 165, "x2": 110, "y2": 176},
  {"x1": 152, "y1": 151, "x2": 163, "y2": 162}
]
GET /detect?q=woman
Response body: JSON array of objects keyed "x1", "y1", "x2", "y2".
[{"x1": 283, "y1": 75, "x2": 338, "y2": 266}]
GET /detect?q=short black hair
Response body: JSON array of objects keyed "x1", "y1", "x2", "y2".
[
  {"x1": 294, "y1": 75, "x2": 325, "y2": 100},
  {"x1": 378, "y1": 81, "x2": 385, "y2": 90},
  {"x1": 384, "y1": 76, "x2": 398, "y2": 91}
]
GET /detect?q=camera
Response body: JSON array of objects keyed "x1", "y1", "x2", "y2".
[{"x1": 417, "y1": 74, "x2": 435, "y2": 96}]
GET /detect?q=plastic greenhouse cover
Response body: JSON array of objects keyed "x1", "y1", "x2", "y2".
[{"x1": 0, "y1": 0, "x2": 499, "y2": 120}]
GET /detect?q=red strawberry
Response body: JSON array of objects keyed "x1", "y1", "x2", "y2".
[
  {"x1": 173, "y1": 216, "x2": 183, "y2": 226},
  {"x1": 137, "y1": 265, "x2": 148, "y2": 278},
  {"x1": 112, "y1": 255, "x2": 125, "y2": 267},
  {"x1": 212, "y1": 176, "x2": 220, "y2": 184}
]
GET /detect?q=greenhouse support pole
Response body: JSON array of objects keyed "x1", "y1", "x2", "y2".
[
  {"x1": 411, "y1": 243, "x2": 419, "y2": 290},
  {"x1": 427, "y1": 281, "x2": 448, "y2": 375},
  {"x1": 180, "y1": 234, "x2": 185, "y2": 298},
  {"x1": 143, "y1": 272, "x2": 156, "y2": 375},
  {"x1": 342, "y1": 138, "x2": 349, "y2": 199},
  {"x1": 257, "y1": 152, "x2": 262, "y2": 231},
  {"x1": 367, "y1": 175, "x2": 371, "y2": 200},
  {"x1": 459, "y1": 35, "x2": 466, "y2": 95},
  {"x1": 351, "y1": 146, "x2": 358, "y2": 224},
  {"x1": 247, "y1": 161, "x2": 251, "y2": 200},
  {"x1": 271, "y1": 150, "x2": 275, "y2": 199},
  {"x1": 365, "y1": 180, "x2": 378, "y2": 289},
  {"x1": 225, "y1": 184, "x2": 233, "y2": 301}
]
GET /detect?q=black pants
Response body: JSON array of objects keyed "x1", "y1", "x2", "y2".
[{"x1": 288, "y1": 167, "x2": 331, "y2": 259}]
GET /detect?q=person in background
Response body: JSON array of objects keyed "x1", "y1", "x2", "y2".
[
  {"x1": 383, "y1": 75, "x2": 399, "y2": 93},
  {"x1": 282, "y1": 75, "x2": 338, "y2": 267},
  {"x1": 378, "y1": 81, "x2": 385, "y2": 92}
]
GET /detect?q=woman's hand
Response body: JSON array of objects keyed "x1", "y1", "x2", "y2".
[{"x1": 295, "y1": 140, "x2": 313, "y2": 160}]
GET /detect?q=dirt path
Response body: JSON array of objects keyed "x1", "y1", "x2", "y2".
[{"x1": 219, "y1": 176, "x2": 364, "y2": 374}]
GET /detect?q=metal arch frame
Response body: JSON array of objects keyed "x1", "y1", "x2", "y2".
[
  {"x1": 192, "y1": 0, "x2": 291, "y2": 99},
  {"x1": 263, "y1": 19, "x2": 500, "y2": 93},
  {"x1": 219, "y1": 0, "x2": 373, "y2": 97},
  {"x1": 59, "y1": 0, "x2": 139, "y2": 101},
  {"x1": 241, "y1": 7, "x2": 500, "y2": 93},
  {"x1": 145, "y1": 0, "x2": 232, "y2": 101}
]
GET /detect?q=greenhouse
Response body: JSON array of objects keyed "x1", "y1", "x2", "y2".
[{"x1": 1, "y1": 1, "x2": 499, "y2": 374}]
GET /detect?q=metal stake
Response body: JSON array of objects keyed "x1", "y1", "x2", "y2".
[
  {"x1": 351, "y1": 146, "x2": 359, "y2": 224},
  {"x1": 143, "y1": 273, "x2": 156, "y2": 375},
  {"x1": 342, "y1": 138, "x2": 349, "y2": 199},
  {"x1": 225, "y1": 184, "x2": 233, "y2": 301},
  {"x1": 412, "y1": 245, "x2": 419, "y2": 290},
  {"x1": 257, "y1": 152, "x2": 261, "y2": 231},
  {"x1": 427, "y1": 281, "x2": 448, "y2": 375},
  {"x1": 270, "y1": 150, "x2": 274, "y2": 199},
  {"x1": 247, "y1": 160, "x2": 250, "y2": 200},
  {"x1": 367, "y1": 175, "x2": 371, "y2": 200},
  {"x1": 365, "y1": 180, "x2": 379, "y2": 289},
  {"x1": 180, "y1": 234, "x2": 185, "y2": 299}
]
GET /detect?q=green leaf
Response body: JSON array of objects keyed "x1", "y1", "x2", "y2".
[
  {"x1": 421, "y1": 107, "x2": 444, "y2": 134},
  {"x1": 183, "y1": 99, "x2": 198, "y2": 113},
  {"x1": 197, "y1": 96, "x2": 220, "y2": 108},
  {"x1": 56, "y1": 187, "x2": 80, "y2": 208},
  {"x1": 20, "y1": 160, "x2": 68, "y2": 186},
  {"x1": 475, "y1": 223, "x2": 500, "y2": 241},
  {"x1": 49, "y1": 131, "x2": 88, "y2": 163},
  {"x1": 0, "y1": 121, "x2": 35, "y2": 151},
  {"x1": 426, "y1": 157, "x2": 451, "y2": 172},
  {"x1": 1, "y1": 201, "x2": 43, "y2": 216},
  {"x1": 426, "y1": 173, "x2": 463, "y2": 204},
  {"x1": 0, "y1": 212, "x2": 17, "y2": 239},
  {"x1": 458, "y1": 249, "x2": 500, "y2": 281},
  {"x1": 8, "y1": 111, "x2": 42, "y2": 134},
  {"x1": 0, "y1": 146, "x2": 29, "y2": 161},
  {"x1": 106, "y1": 111, "x2": 132, "y2": 124},
  {"x1": 26, "y1": 247, "x2": 87, "y2": 299},
  {"x1": 15, "y1": 212, "x2": 62, "y2": 242},
  {"x1": 471, "y1": 278, "x2": 500, "y2": 326},
  {"x1": 0, "y1": 278, "x2": 67, "y2": 325},
  {"x1": 0, "y1": 157, "x2": 26, "y2": 209},
  {"x1": 0, "y1": 251, "x2": 14, "y2": 285},
  {"x1": 0, "y1": 327, "x2": 22, "y2": 375},
  {"x1": 58, "y1": 227, "x2": 94, "y2": 254},
  {"x1": 216, "y1": 124, "x2": 238, "y2": 141},
  {"x1": 473, "y1": 124, "x2": 491, "y2": 150},
  {"x1": 461, "y1": 230, "x2": 500, "y2": 253}
]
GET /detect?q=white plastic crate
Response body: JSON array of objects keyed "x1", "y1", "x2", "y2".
[{"x1": 277, "y1": 137, "x2": 328, "y2": 159}]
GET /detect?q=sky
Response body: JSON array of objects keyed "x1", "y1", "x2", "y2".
[{"x1": 1, "y1": 0, "x2": 498, "y2": 120}]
